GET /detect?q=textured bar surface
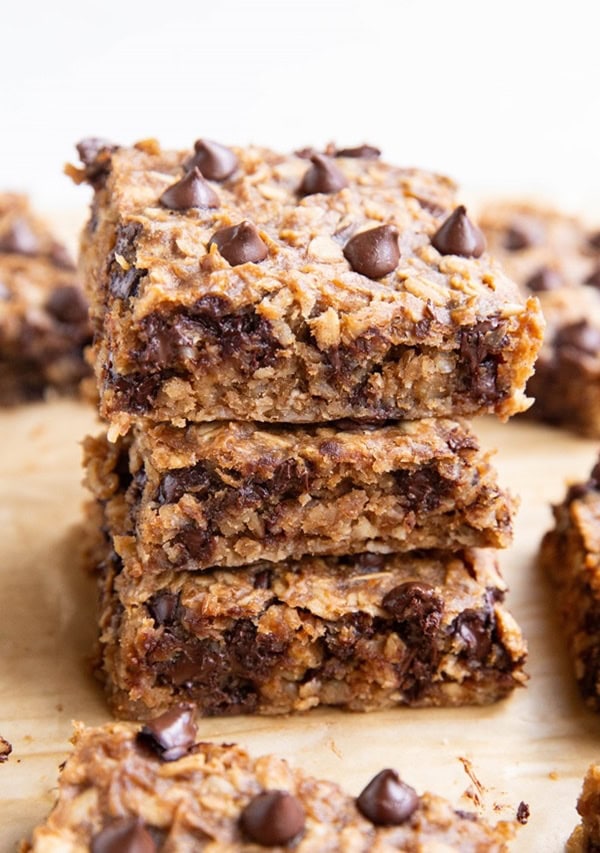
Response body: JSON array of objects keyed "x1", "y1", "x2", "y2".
[
  {"x1": 84, "y1": 418, "x2": 514, "y2": 573},
  {"x1": 0, "y1": 193, "x2": 91, "y2": 403},
  {"x1": 539, "y1": 457, "x2": 600, "y2": 709},
  {"x1": 73, "y1": 140, "x2": 543, "y2": 433},
  {"x1": 482, "y1": 201, "x2": 600, "y2": 436},
  {"x1": 21, "y1": 721, "x2": 514, "y2": 852},
  {"x1": 92, "y1": 515, "x2": 527, "y2": 718},
  {"x1": 566, "y1": 763, "x2": 600, "y2": 852}
]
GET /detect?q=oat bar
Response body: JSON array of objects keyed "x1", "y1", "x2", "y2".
[
  {"x1": 70, "y1": 139, "x2": 543, "y2": 433},
  {"x1": 481, "y1": 201, "x2": 600, "y2": 436},
  {"x1": 566, "y1": 763, "x2": 600, "y2": 852},
  {"x1": 84, "y1": 418, "x2": 514, "y2": 573},
  {"x1": 0, "y1": 193, "x2": 91, "y2": 403},
  {"x1": 539, "y1": 457, "x2": 600, "y2": 708},
  {"x1": 94, "y1": 523, "x2": 527, "y2": 718},
  {"x1": 21, "y1": 714, "x2": 515, "y2": 851}
]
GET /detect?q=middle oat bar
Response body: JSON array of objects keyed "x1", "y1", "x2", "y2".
[{"x1": 84, "y1": 419, "x2": 514, "y2": 573}]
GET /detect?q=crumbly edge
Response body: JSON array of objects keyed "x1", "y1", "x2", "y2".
[
  {"x1": 21, "y1": 723, "x2": 515, "y2": 852},
  {"x1": 82, "y1": 419, "x2": 514, "y2": 572}
]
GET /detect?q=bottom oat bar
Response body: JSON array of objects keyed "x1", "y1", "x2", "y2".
[
  {"x1": 95, "y1": 517, "x2": 527, "y2": 718},
  {"x1": 540, "y1": 457, "x2": 600, "y2": 708},
  {"x1": 566, "y1": 763, "x2": 600, "y2": 852},
  {"x1": 0, "y1": 193, "x2": 92, "y2": 403},
  {"x1": 21, "y1": 711, "x2": 516, "y2": 851}
]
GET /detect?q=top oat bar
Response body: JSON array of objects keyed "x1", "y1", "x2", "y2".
[{"x1": 71, "y1": 138, "x2": 543, "y2": 432}]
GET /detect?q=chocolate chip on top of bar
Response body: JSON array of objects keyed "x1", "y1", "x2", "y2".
[{"x1": 73, "y1": 138, "x2": 543, "y2": 427}]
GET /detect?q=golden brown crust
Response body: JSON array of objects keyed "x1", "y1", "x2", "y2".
[
  {"x1": 74, "y1": 141, "x2": 543, "y2": 432},
  {"x1": 22, "y1": 722, "x2": 515, "y2": 851},
  {"x1": 566, "y1": 763, "x2": 600, "y2": 852}
]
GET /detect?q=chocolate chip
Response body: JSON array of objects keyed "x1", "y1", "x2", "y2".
[
  {"x1": 148, "y1": 592, "x2": 179, "y2": 626},
  {"x1": 555, "y1": 320, "x2": 600, "y2": 355},
  {"x1": 240, "y1": 790, "x2": 305, "y2": 846},
  {"x1": 208, "y1": 221, "x2": 268, "y2": 265},
  {"x1": 453, "y1": 609, "x2": 492, "y2": 660},
  {"x1": 299, "y1": 154, "x2": 348, "y2": 196},
  {"x1": 0, "y1": 219, "x2": 39, "y2": 255},
  {"x1": 91, "y1": 817, "x2": 156, "y2": 853},
  {"x1": 45, "y1": 285, "x2": 88, "y2": 324},
  {"x1": 584, "y1": 266, "x2": 600, "y2": 288},
  {"x1": 343, "y1": 224, "x2": 400, "y2": 279},
  {"x1": 48, "y1": 241, "x2": 76, "y2": 270},
  {"x1": 382, "y1": 582, "x2": 444, "y2": 643},
  {"x1": 356, "y1": 769, "x2": 419, "y2": 826},
  {"x1": 159, "y1": 167, "x2": 220, "y2": 210},
  {"x1": 185, "y1": 139, "x2": 238, "y2": 181},
  {"x1": 525, "y1": 267, "x2": 563, "y2": 292},
  {"x1": 136, "y1": 704, "x2": 197, "y2": 761},
  {"x1": 503, "y1": 224, "x2": 538, "y2": 251},
  {"x1": 335, "y1": 144, "x2": 381, "y2": 159},
  {"x1": 76, "y1": 138, "x2": 118, "y2": 189},
  {"x1": 516, "y1": 801, "x2": 530, "y2": 825},
  {"x1": 393, "y1": 463, "x2": 451, "y2": 512},
  {"x1": 432, "y1": 206, "x2": 485, "y2": 258}
]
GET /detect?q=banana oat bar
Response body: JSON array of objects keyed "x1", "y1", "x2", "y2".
[
  {"x1": 539, "y1": 456, "x2": 600, "y2": 709},
  {"x1": 94, "y1": 523, "x2": 527, "y2": 718},
  {"x1": 481, "y1": 201, "x2": 600, "y2": 436},
  {"x1": 566, "y1": 763, "x2": 600, "y2": 852},
  {"x1": 21, "y1": 713, "x2": 515, "y2": 851},
  {"x1": 70, "y1": 138, "x2": 543, "y2": 434},
  {"x1": 0, "y1": 193, "x2": 91, "y2": 403},
  {"x1": 84, "y1": 418, "x2": 514, "y2": 573}
]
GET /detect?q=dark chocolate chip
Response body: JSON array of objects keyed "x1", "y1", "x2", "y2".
[
  {"x1": 185, "y1": 139, "x2": 238, "y2": 181},
  {"x1": 516, "y1": 801, "x2": 530, "y2": 825},
  {"x1": 525, "y1": 267, "x2": 563, "y2": 292},
  {"x1": 382, "y1": 582, "x2": 444, "y2": 643},
  {"x1": 335, "y1": 144, "x2": 381, "y2": 159},
  {"x1": 136, "y1": 704, "x2": 197, "y2": 761},
  {"x1": 0, "y1": 219, "x2": 39, "y2": 255},
  {"x1": 91, "y1": 817, "x2": 156, "y2": 853},
  {"x1": 555, "y1": 320, "x2": 600, "y2": 355},
  {"x1": 77, "y1": 137, "x2": 116, "y2": 168},
  {"x1": 253, "y1": 568, "x2": 273, "y2": 589},
  {"x1": 393, "y1": 463, "x2": 450, "y2": 512},
  {"x1": 240, "y1": 790, "x2": 305, "y2": 846},
  {"x1": 343, "y1": 224, "x2": 400, "y2": 279},
  {"x1": 299, "y1": 154, "x2": 348, "y2": 196},
  {"x1": 503, "y1": 224, "x2": 537, "y2": 251},
  {"x1": 48, "y1": 241, "x2": 76, "y2": 270},
  {"x1": 159, "y1": 167, "x2": 220, "y2": 210},
  {"x1": 356, "y1": 769, "x2": 419, "y2": 826},
  {"x1": 453, "y1": 609, "x2": 492, "y2": 660},
  {"x1": 208, "y1": 221, "x2": 268, "y2": 265},
  {"x1": 584, "y1": 266, "x2": 600, "y2": 289},
  {"x1": 45, "y1": 285, "x2": 88, "y2": 324},
  {"x1": 148, "y1": 592, "x2": 179, "y2": 626},
  {"x1": 432, "y1": 206, "x2": 485, "y2": 258}
]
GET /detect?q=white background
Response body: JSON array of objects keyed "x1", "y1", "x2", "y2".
[{"x1": 1, "y1": 0, "x2": 599, "y2": 215}]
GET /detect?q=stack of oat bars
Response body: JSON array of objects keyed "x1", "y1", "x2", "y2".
[{"x1": 72, "y1": 138, "x2": 544, "y2": 719}]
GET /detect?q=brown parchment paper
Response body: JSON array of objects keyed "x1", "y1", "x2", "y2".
[{"x1": 1, "y1": 399, "x2": 599, "y2": 851}]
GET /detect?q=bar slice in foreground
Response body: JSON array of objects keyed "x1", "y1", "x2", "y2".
[{"x1": 21, "y1": 713, "x2": 515, "y2": 851}]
